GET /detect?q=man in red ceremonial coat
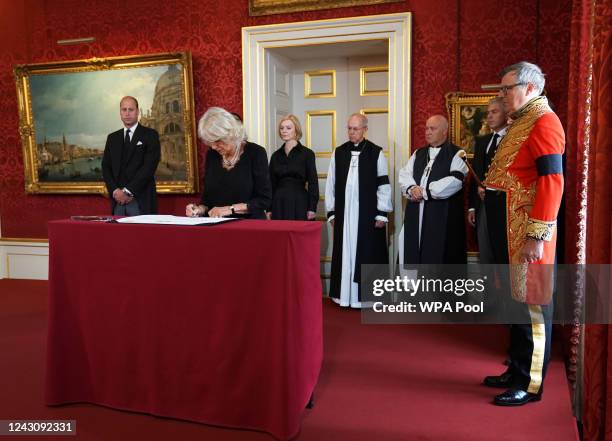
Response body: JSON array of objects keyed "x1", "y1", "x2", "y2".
[{"x1": 481, "y1": 62, "x2": 564, "y2": 406}]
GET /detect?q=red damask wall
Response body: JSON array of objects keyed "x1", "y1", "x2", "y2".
[{"x1": 0, "y1": 0, "x2": 572, "y2": 239}]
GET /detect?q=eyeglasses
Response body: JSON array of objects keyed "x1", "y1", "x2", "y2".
[{"x1": 499, "y1": 83, "x2": 526, "y2": 94}]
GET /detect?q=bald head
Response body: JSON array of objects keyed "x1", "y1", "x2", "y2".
[
  {"x1": 347, "y1": 113, "x2": 368, "y2": 144},
  {"x1": 425, "y1": 115, "x2": 448, "y2": 147}
]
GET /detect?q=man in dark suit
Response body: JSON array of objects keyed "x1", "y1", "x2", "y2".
[
  {"x1": 467, "y1": 98, "x2": 508, "y2": 263},
  {"x1": 102, "y1": 96, "x2": 161, "y2": 215}
]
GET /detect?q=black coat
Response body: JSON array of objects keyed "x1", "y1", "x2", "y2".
[
  {"x1": 469, "y1": 133, "x2": 494, "y2": 215},
  {"x1": 102, "y1": 124, "x2": 161, "y2": 214}
]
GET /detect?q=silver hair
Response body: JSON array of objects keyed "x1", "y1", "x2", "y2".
[
  {"x1": 348, "y1": 113, "x2": 368, "y2": 128},
  {"x1": 500, "y1": 61, "x2": 545, "y2": 95},
  {"x1": 488, "y1": 97, "x2": 504, "y2": 107},
  {"x1": 197, "y1": 107, "x2": 247, "y2": 147}
]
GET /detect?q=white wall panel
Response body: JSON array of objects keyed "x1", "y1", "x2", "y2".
[{"x1": 0, "y1": 240, "x2": 49, "y2": 280}]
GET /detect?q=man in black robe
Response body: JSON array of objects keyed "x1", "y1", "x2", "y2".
[
  {"x1": 325, "y1": 113, "x2": 392, "y2": 308},
  {"x1": 398, "y1": 115, "x2": 468, "y2": 264}
]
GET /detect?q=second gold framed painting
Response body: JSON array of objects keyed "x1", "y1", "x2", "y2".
[
  {"x1": 14, "y1": 52, "x2": 198, "y2": 194},
  {"x1": 445, "y1": 92, "x2": 498, "y2": 158},
  {"x1": 249, "y1": 0, "x2": 402, "y2": 16}
]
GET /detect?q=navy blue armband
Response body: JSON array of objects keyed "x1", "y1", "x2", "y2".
[{"x1": 536, "y1": 154, "x2": 563, "y2": 176}]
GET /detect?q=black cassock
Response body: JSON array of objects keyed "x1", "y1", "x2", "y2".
[
  {"x1": 403, "y1": 142, "x2": 467, "y2": 264},
  {"x1": 328, "y1": 140, "x2": 390, "y2": 301}
]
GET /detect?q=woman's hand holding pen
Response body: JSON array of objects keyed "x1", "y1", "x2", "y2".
[{"x1": 186, "y1": 203, "x2": 202, "y2": 217}]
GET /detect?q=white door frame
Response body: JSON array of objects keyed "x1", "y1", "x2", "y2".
[{"x1": 242, "y1": 12, "x2": 412, "y2": 261}]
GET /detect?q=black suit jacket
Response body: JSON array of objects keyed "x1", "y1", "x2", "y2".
[
  {"x1": 469, "y1": 133, "x2": 494, "y2": 214},
  {"x1": 102, "y1": 124, "x2": 161, "y2": 214}
]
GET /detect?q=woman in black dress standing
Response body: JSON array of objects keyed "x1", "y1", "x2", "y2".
[
  {"x1": 268, "y1": 115, "x2": 318, "y2": 220},
  {"x1": 186, "y1": 107, "x2": 271, "y2": 219}
]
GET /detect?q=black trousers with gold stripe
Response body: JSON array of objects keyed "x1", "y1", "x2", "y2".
[
  {"x1": 508, "y1": 303, "x2": 553, "y2": 393},
  {"x1": 485, "y1": 189, "x2": 552, "y2": 395}
]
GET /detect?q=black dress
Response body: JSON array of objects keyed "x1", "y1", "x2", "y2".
[
  {"x1": 201, "y1": 142, "x2": 272, "y2": 219},
  {"x1": 269, "y1": 142, "x2": 319, "y2": 220}
]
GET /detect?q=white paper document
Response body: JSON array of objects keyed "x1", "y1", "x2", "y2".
[{"x1": 115, "y1": 215, "x2": 235, "y2": 225}]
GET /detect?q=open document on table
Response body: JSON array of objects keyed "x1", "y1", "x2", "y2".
[{"x1": 115, "y1": 215, "x2": 237, "y2": 226}]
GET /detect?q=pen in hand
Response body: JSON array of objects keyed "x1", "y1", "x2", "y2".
[{"x1": 189, "y1": 204, "x2": 199, "y2": 217}]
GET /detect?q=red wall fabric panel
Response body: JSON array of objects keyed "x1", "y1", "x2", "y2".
[{"x1": 0, "y1": 0, "x2": 571, "y2": 238}]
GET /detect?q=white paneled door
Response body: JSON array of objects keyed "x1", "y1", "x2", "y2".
[
  {"x1": 267, "y1": 52, "x2": 391, "y2": 294},
  {"x1": 243, "y1": 13, "x2": 413, "y2": 295}
]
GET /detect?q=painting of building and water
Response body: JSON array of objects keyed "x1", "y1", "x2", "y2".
[{"x1": 30, "y1": 63, "x2": 188, "y2": 184}]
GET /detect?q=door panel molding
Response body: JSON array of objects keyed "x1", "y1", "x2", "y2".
[{"x1": 243, "y1": 12, "x2": 412, "y2": 282}]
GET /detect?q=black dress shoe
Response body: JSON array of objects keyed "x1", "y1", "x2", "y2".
[
  {"x1": 493, "y1": 388, "x2": 541, "y2": 406},
  {"x1": 483, "y1": 371, "x2": 514, "y2": 388}
]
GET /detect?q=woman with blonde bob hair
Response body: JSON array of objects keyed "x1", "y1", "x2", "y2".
[
  {"x1": 186, "y1": 107, "x2": 271, "y2": 219},
  {"x1": 268, "y1": 114, "x2": 318, "y2": 220}
]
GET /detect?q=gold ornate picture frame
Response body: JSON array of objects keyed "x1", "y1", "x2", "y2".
[
  {"x1": 249, "y1": 0, "x2": 402, "y2": 16},
  {"x1": 445, "y1": 92, "x2": 497, "y2": 158},
  {"x1": 14, "y1": 52, "x2": 198, "y2": 194}
]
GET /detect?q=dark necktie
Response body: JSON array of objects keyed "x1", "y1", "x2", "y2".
[
  {"x1": 120, "y1": 129, "x2": 131, "y2": 166},
  {"x1": 485, "y1": 134, "x2": 499, "y2": 171}
]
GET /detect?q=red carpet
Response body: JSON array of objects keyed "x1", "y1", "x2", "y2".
[{"x1": 0, "y1": 279, "x2": 578, "y2": 441}]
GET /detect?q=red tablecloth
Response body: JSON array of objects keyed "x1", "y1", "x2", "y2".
[{"x1": 46, "y1": 219, "x2": 323, "y2": 440}]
